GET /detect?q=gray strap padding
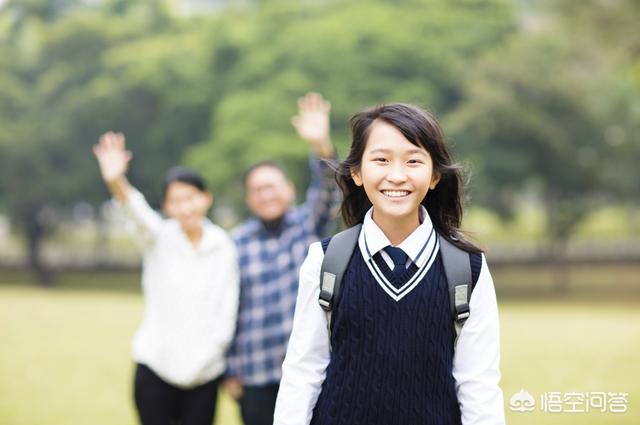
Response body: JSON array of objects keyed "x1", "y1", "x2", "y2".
[
  {"x1": 438, "y1": 234, "x2": 472, "y2": 345},
  {"x1": 319, "y1": 224, "x2": 361, "y2": 351},
  {"x1": 319, "y1": 224, "x2": 362, "y2": 311}
]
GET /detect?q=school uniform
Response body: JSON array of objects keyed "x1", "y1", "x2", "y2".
[{"x1": 274, "y1": 206, "x2": 504, "y2": 425}]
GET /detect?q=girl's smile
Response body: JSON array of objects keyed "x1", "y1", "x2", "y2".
[{"x1": 381, "y1": 190, "x2": 411, "y2": 198}]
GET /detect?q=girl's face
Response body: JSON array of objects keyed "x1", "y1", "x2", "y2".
[
  {"x1": 351, "y1": 120, "x2": 439, "y2": 227},
  {"x1": 163, "y1": 181, "x2": 212, "y2": 234}
]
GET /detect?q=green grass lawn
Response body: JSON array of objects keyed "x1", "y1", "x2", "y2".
[
  {"x1": 1, "y1": 282, "x2": 638, "y2": 425},
  {"x1": 500, "y1": 300, "x2": 639, "y2": 424},
  {"x1": 0, "y1": 285, "x2": 241, "y2": 425}
]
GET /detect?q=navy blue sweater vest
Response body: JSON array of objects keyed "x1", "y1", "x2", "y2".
[{"x1": 310, "y1": 237, "x2": 481, "y2": 425}]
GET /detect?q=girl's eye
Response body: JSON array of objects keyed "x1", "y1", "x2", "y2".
[
  {"x1": 373, "y1": 157, "x2": 388, "y2": 163},
  {"x1": 407, "y1": 159, "x2": 423, "y2": 164}
]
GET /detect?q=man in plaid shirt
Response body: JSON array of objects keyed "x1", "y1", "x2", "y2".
[{"x1": 224, "y1": 93, "x2": 340, "y2": 425}]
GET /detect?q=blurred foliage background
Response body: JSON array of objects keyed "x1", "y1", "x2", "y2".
[
  {"x1": 0, "y1": 0, "x2": 638, "y2": 424},
  {"x1": 0, "y1": 0, "x2": 638, "y2": 283}
]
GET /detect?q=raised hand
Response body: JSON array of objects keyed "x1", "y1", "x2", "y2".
[
  {"x1": 93, "y1": 131, "x2": 132, "y2": 184},
  {"x1": 291, "y1": 92, "x2": 334, "y2": 158}
]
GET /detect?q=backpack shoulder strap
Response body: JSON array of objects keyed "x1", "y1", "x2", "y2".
[
  {"x1": 318, "y1": 224, "x2": 361, "y2": 351},
  {"x1": 318, "y1": 224, "x2": 362, "y2": 312},
  {"x1": 438, "y1": 234, "x2": 473, "y2": 345}
]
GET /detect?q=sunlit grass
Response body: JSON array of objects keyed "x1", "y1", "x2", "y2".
[
  {"x1": 2, "y1": 279, "x2": 639, "y2": 425},
  {"x1": 0, "y1": 285, "x2": 242, "y2": 425},
  {"x1": 501, "y1": 300, "x2": 640, "y2": 424}
]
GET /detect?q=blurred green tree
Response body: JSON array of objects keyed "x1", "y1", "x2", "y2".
[
  {"x1": 185, "y1": 0, "x2": 516, "y2": 212},
  {"x1": 448, "y1": 35, "x2": 605, "y2": 244},
  {"x1": 0, "y1": 2, "x2": 214, "y2": 284},
  {"x1": 543, "y1": 0, "x2": 640, "y2": 201},
  {"x1": 447, "y1": 0, "x2": 640, "y2": 290},
  {"x1": 0, "y1": 0, "x2": 637, "y2": 286}
]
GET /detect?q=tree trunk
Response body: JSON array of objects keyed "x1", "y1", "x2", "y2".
[
  {"x1": 24, "y1": 216, "x2": 53, "y2": 287},
  {"x1": 549, "y1": 237, "x2": 570, "y2": 295},
  {"x1": 544, "y1": 192, "x2": 571, "y2": 295}
]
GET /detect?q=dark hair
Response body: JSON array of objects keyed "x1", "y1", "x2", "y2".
[
  {"x1": 336, "y1": 103, "x2": 481, "y2": 253},
  {"x1": 161, "y1": 166, "x2": 207, "y2": 201},
  {"x1": 243, "y1": 160, "x2": 288, "y2": 187}
]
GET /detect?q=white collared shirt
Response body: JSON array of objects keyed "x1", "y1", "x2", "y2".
[
  {"x1": 363, "y1": 205, "x2": 436, "y2": 270},
  {"x1": 359, "y1": 206, "x2": 440, "y2": 302},
  {"x1": 118, "y1": 189, "x2": 240, "y2": 388},
  {"x1": 273, "y1": 207, "x2": 505, "y2": 424}
]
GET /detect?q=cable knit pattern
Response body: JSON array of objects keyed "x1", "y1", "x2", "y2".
[{"x1": 311, "y1": 238, "x2": 481, "y2": 425}]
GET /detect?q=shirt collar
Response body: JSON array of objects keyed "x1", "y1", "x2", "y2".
[
  {"x1": 197, "y1": 219, "x2": 222, "y2": 252},
  {"x1": 255, "y1": 209, "x2": 295, "y2": 237},
  {"x1": 171, "y1": 218, "x2": 222, "y2": 254},
  {"x1": 358, "y1": 206, "x2": 436, "y2": 267}
]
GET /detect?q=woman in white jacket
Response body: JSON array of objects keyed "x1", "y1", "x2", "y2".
[{"x1": 93, "y1": 131, "x2": 239, "y2": 425}]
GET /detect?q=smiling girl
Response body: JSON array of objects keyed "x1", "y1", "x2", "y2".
[{"x1": 273, "y1": 104, "x2": 504, "y2": 425}]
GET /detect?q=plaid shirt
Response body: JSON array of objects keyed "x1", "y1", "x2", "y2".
[{"x1": 226, "y1": 156, "x2": 341, "y2": 386}]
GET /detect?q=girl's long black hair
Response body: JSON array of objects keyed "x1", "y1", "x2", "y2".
[{"x1": 335, "y1": 103, "x2": 482, "y2": 254}]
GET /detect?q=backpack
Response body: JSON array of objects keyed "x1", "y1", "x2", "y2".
[{"x1": 318, "y1": 224, "x2": 476, "y2": 351}]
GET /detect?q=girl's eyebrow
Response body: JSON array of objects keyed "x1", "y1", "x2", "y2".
[
  {"x1": 406, "y1": 148, "x2": 428, "y2": 156},
  {"x1": 367, "y1": 147, "x2": 427, "y2": 156},
  {"x1": 367, "y1": 148, "x2": 392, "y2": 155}
]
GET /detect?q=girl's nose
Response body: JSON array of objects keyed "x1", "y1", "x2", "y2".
[{"x1": 386, "y1": 163, "x2": 408, "y2": 184}]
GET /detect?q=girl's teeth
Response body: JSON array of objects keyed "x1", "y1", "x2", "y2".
[{"x1": 383, "y1": 190, "x2": 409, "y2": 197}]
